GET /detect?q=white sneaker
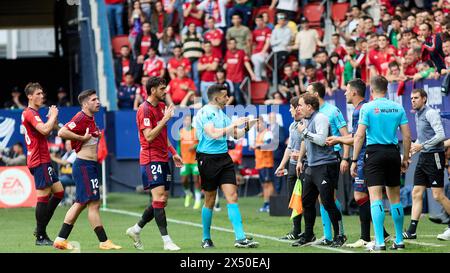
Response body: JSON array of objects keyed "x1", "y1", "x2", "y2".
[
  {"x1": 437, "y1": 227, "x2": 450, "y2": 241},
  {"x1": 345, "y1": 239, "x2": 369, "y2": 248},
  {"x1": 126, "y1": 227, "x2": 144, "y2": 250},
  {"x1": 164, "y1": 241, "x2": 181, "y2": 251}
]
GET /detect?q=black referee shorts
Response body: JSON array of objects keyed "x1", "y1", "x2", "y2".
[
  {"x1": 414, "y1": 152, "x2": 445, "y2": 188},
  {"x1": 196, "y1": 152, "x2": 237, "y2": 192},
  {"x1": 364, "y1": 144, "x2": 401, "y2": 188}
]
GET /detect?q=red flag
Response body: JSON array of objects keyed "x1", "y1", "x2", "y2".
[{"x1": 97, "y1": 129, "x2": 108, "y2": 163}]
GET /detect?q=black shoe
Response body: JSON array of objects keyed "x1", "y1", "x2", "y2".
[
  {"x1": 201, "y1": 239, "x2": 215, "y2": 249},
  {"x1": 291, "y1": 233, "x2": 316, "y2": 247},
  {"x1": 36, "y1": 235, "x2": 53, "y2": 246},
  {"x1": 280, "y1": 232, "x2": 301, "y2": 240},
  {"x1": 429, "y1": 214, "x2": 450, "y2": 225},
  {"x1": 234, "y1": 238, "x2": 259, "y2": 248},
  {"x1": 402, "y1": 231, "x2": 417, "y2": 239},
  {"x1": 389, "y1": 242, "x2": 405, "y2": 250},
  {"x1": 331, "y1": 235, "x2": 347, "y2": 248}
]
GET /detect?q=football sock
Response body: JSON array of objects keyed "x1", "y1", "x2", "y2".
[
  {"x1": 227, "y1": 203, "x2": 245, "y2": 240},
  {"x1": 371, "y1": 199, "x2": 385, "y2": 246},
  {"x1": 154, "y1": 208, "x2": 168, "y2": 236},
  {"x1": 138, "y1": 205, "x2": 154, "y2": 228},
  {"x1": 407, "y1": 220, "x2": 419, "y2": 234},
  {"x1": 57, "y1": 223, "x2": 74, "y2": 240},
  {"x1": 320, "y1": 204, "x2": 332, "y2": 241},
  {"x1": 335, "y1": 199, "x2": 345, "y2": 234},
  {"x1": 36, "y1": 195, "x2": 49, "y2": 237},
  {"x1": 390, "y1": 203, "x2": 404, "y2": 245},
  {"x1": 202, "y1": 206, "x2": 213, "y2": 240},
  {"x1": 194, "y1": 189, "x2": 202, "y2": 202},
  {"x1": 94, "y1": 226, "x2": 108, "y2": 242},
  {"x1": 45, "y1": 191, "x2": 64, "y2": 226},
  {"x1": 358, "y1": 197, "x2": 371, "y2": 242}
]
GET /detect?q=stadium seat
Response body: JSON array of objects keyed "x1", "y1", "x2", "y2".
[
  {"x1": 250, "y1": 81, "x2": 269, "y2": 104},
  {"x1": 331, "y1": 2, "x2": 350, "y2": 23},
  {"x1": 313, "y1": 27, "x2": 324, "y2": 40},
  {"x1": 111, "y1": 35, "x2": 131, "y2": 57},
  {"x1": 252, "y1": 6, "x2": 275, "y2": 24},
  {"x1": 303, "y1": 3, "x2": 324, "y2": 27}
]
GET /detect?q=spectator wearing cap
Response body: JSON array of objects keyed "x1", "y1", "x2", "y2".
[
  {"x1": 143, "y1": 47, "x2": 165, "y2": 77},
  {"x1": 198, "y1": 41, "x2": 220, "y2": 104},
  {"x1": 167, "y1": 45, "x2": 192, "y2": 80},
  {"x1": 251, "y1": 15, "x2": 272, "y2": 81},
  {"x1": 166, "y1": 66, "x2": 197, "y2": 106},
  {"x1": 56, "y1": 88, "x2": 71, "y2": 107},
  {"x1": 226, "y1": 12, "x2": 252, "y2": 55},
  {"x1": 134, "y1": 21, "x2": 158, "y2": 64},
  {"x1": 4, "y1": 87, "x2": 25, "y2": 109},
  {"x1": 224, "y1": 38, "x2": 257, "y2": 105},
  {"x1": 105, "y1": 0, "x2": 125, "y2": 37},
  {"x1": 182, "y1": 22, "x2": 204, "y2": 93},
  {"x1": 114, "y1": 45, "x2": 138, "y2": 88},
  {"x1": 203, "y1": 17, "x2": 224, "y2": 59},
  {"x1": 290, "y1": 18, "x2": 323, "y2": 67},
  {"x1": 270, "y1": 13, "x2": 291, "y2": 82}
]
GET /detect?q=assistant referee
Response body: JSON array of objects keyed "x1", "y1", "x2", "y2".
[{"x1": 351, "y1": 76, "x2": 411, "y2": 251}]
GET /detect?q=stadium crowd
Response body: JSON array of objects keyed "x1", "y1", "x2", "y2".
[{"x1": 105, "y1": 0, "x2": 450, "y2": 109}]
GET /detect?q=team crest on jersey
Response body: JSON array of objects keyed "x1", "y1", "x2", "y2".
[
  {"x1": 144, "y1": 118, "x2": 150, "y2": 126},
  {"x1": 35, "y1": 116, "x2": 42, "y2": 122},
  {"x1": 68, "y1": 122, "x2": 76, "y2": 129}
]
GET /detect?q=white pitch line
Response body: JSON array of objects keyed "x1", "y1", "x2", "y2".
[
  {"x1": 403, "y1": 240, "x2": 445, "y2": 247},
  {"x1": 102, "y1": 208, "x2": 355, "y2": 253}
]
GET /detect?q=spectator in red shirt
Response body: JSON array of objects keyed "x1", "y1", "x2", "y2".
[
  {"x1": 331, "y1": 33, "x2": 347, "y2": 59},
  {"x1": 199, "y1": 41, "x2": 220, "y2": 104},
  {"x1": 134, "y1": 22, "x2": 158, "y2": 65},
  {"x1": 114, "y1": 45, "x2": 138, "y2": 88},
  {"x1": 182, "y1": 0, "x2": 204, "y2": 35},
  {"x1": 251, "y1": 15, "x2": 272, "y2": 81},
  {"x1": 299, "y1": 64, "x2": 326, "y2": 93},
  {"x1": 441, "y1": 38, "x2": 450, "y2": 74},
  {"x1": 224, "y1": 38, "x2": 257, "y2": 105},
  {"x1": 203, "y1": 17, "x2": 224, "y2": 59},
  {"x1": 369, "y1": 34, "x2": 398, "y2": 76},
  {"x1": 167, "y1": 45, "x2": 192, "y2": 80},
  {"x1": 105, "y1": 0, "x2": 125, "y2": 37},
  {"x1": 143, "y1": 47, "x2": 165, "y2": 78},
  {"x1": 403, "y1": 47, "x2": 420, "y2": 78},
  {"x1": 166, "y1": 66, "x2": 197, "y2": 106},
  {"x1": 418, "y1": 22, "x2": 446, "y2": 72}
]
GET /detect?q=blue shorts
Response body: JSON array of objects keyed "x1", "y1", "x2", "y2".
[
  {"x1": 29, "y1": 163, "x2": 59, "y2": 190},
  {"x1": 353, "y1": 158, "x2": 367, "y2": 193},
  {"x1": 141, "y1": 162, "x2": 172, "y2": 191},
  {"x1": 73, "y1": 158, "x2": 100, "y2": 204},
  {"x1": 258, "y1": 167, "x2": 275, "y2": 184}
]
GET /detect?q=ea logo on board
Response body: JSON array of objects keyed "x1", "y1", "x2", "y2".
[{"x1": 0, "y1": 169, "x2": 32, "y2": 206}]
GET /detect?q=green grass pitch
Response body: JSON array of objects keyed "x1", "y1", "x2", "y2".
[{"x1": 0, "y1": 193, "x2": 449, "y2": 253}]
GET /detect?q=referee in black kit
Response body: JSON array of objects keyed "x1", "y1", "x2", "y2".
[{"x1": 351, "y1": 76, "x2": 411, "y2": 251}]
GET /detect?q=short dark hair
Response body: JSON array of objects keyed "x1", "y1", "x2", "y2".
[
  {"x1": 231, "y1": 12, "x2": 243, "y2": 19},
  {"x1": 146, "y1": 76, "x2": 166, "y2": 96},
  {"x1": 345, "y1": 39, "x2": 356, "y2": 47},
  {"x1": 216, "y1": 67, "x2": 226, "y2": 74},
  {"x1": 24, "y1": 82, "x2": 43, "y2": 96},
  {"x1": 392, "y1": 15, "x2": 402, "y2": 22},
  {"x1": 388, "y1": 61, "x2": 400, "y2": 69},
  {"x1": 13, "y1": 142, "x2": 24, "y2": 150},
  {"x1": 78, "y1": 89, "x2": 97, "y2": 104},
  {"x1": 305, "y1": 64, "x2": 315, "y2": 70},
  {"x1": 370, "y1": 76, "x2": 388, "y2": 94},
  {"x1": 207, "y1": 84, "x2": 227, "y2": 100},
  {"x1": 290, "y1": 96, "x2": 299, "y2": 108},
  {"x1": 347, "y1": 79, "x2": 366, "y2": 98},
  {"x1": 310, "y1": 82, "x2": 326, "y2": 99},
  {"x1": 412, "y1": 88, "x2": 427, "y2": 100},
  {"x1": 301, "y1": 93, "x2": 320, "y2": 111}
]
